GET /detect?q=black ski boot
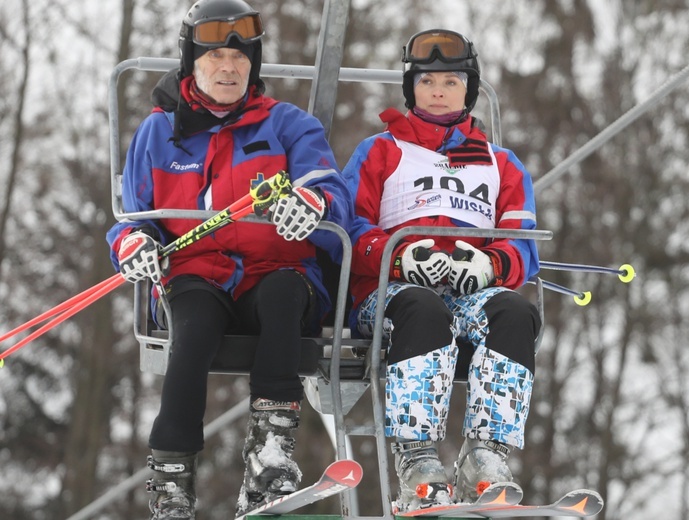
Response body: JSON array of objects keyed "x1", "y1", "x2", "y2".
[
  {"x1": 146, "y1": 450, "x2": 197, "y2": 519},
  {"x1": 235, "y1": 398, "x2": 302, "y2": 516}
]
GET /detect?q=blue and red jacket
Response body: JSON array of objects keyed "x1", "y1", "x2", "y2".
[
  {"x1": 107, "y1": 71, "x2": 353, "y2": 321},
  {"x1": 343, "y1": 108, "x2": 539, "y2": 316}
]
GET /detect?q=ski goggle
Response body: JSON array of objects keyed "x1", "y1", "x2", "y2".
[
  {"x1": 193, "y1": 14, "x2": 264, "y2": 45},
  {"x1": 404, "y1": 30, "x2": 472, "y2": 64}
]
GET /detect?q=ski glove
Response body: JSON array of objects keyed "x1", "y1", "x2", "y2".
[
  {"x1": 269, "y1": 186, "x2": 326, "y2": 241},
  {"x1": 392, "y1": 239, "x2": 450, "y2": 287},
  {"x1": 448, "y1": 240, "x2": 494, "y2": 295},
  {"x1": 117, "y1": 231, "x2": 169, "y2": 284}
]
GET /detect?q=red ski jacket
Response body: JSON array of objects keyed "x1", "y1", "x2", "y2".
[
  {"x1": 343, "y1": 108, "x2": 539, "y2": 315},
  {"x1": 107, "y1": 72, "x2": 353, "y2": 321}
]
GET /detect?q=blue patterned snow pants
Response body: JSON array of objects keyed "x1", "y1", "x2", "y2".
[{"x1": 357, "y1": 282, "x2": 539, "y2": 448}]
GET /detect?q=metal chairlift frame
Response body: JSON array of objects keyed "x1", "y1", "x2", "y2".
[{"x1": 108, "y1": 1, "x2": 553, "y2": 517}]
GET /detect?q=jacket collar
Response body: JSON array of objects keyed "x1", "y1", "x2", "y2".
[
  {"x1": 151, "y1": 69, "x2": 276, "y2": 138},
  {"x1": 379, "y1": 107, "x2": 487, "y2": 153}
]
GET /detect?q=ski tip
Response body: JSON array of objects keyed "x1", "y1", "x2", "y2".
[
  {"x1": 561, "y1": 488, "x2": 603, "y2": 500},
  {"x1": 556, "y1": 489, "x2": 604, "y2": 515},
  {"x1": 0, "y1": 358, "x2": 4, "y2": 368},
  {"x1": 324, "y1": 459, "x2": 363, "y2": 487},
  {"x1": 477, "y1": 482, "x2": 523, "y2": 505}
]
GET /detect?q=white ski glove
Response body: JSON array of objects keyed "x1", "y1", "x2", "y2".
[
  {"x1": 448, "y1": 240, "x2": 494, "y2": 295},
  {"x1": 117, "y1": 231, "x2": 169, "y2": 284},
  {"x1": 269, "y1": 186, "x2": 326, "y2": 241},
  {"x1": 392, "y1": 239, "x2": 450, "y2": 287}
]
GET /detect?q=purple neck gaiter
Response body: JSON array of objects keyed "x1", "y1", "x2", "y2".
[{"x1": 413, "y1": 106, "x2": 467, "y2": 126}]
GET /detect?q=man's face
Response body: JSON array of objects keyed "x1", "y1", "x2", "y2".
[{"x1": 193, "y1": 47, "x2": 252, "y2": 104}]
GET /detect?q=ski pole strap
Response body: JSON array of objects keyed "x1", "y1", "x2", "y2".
[{"x1": 251, "y1": 170, "x2": 292, "y2": 216}]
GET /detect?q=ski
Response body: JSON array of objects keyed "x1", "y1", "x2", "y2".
[
  {"x1": 397, "y1": 482, "x2": 523, "y2": 517},
  {"x1": 397, "y1": 487, "x2": 603, "y2": 518},
  {"x1": 463, "y1": 488, "x2": 604, "y2": 518},
  {"x1": 236, "y1": 459, "x2": 363, "y2": 520}
]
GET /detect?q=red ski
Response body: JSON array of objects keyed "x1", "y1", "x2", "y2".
[
  {"x1": 397, "y1": 482, "x2": 522, "y2": 517},
  {"x1": 464, "y1": 488, "x2": 604, "y2": 518},
  {"x1": 235, "y1": 459, "x2": 363, "y2": 519},
  {"x1": 397, "y1": 486, "x2": 603, "y2": 518}
]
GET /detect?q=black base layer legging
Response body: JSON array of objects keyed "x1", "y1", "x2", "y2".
[
  {"x1": 385, "y1": 287, "x2": 541, "y2": 378},
  {"x1": 149, "y1": 270, "x2": 316, "y2": 452}
]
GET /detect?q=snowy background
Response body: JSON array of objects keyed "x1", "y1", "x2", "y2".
[{"x1": 0, "y1": 0, "x2": 688, "y2": 519}]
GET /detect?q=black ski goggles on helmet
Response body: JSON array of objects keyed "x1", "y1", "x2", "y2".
[
  {"x1": 403, "y1": 30, "x2": 473, "y2": 64},
  {"x1": 193, "y1": 13, "x2": 264, "y2": 45}
]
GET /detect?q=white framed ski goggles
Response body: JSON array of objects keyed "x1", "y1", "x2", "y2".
[
  {"x1": 404, "y1": 30, "x2": 473, "y2": 64},
  {"x1": 193, "y1": 13, "x2": 264, "y2": 45}
]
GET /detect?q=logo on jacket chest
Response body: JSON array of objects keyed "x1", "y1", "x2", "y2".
[
  {"x1": 251, "y1": 172, "x2": 267, "y2": 188},
  {"x1": 170, "y1": 161, "x2": 203, "y2": 171}
]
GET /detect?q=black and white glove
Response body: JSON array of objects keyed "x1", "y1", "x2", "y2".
[
  {"x1": 269, "y1": 186, "x2": 326, "y2": 241},
  {"x1": 392, "y1": 239, "x2": 450, "y2": 287},
  {"x1": 117, "y1": 231, "x2": 169, "y2": 284},
  {"x1": 448, "y1": 240, "x2": 494, "y2": 295}
]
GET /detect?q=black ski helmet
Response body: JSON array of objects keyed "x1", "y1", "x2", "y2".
[
  {"x1": 401, "y1": 29, "x2": 480, "y2": 112},
  {"x1": 179, "y1": 0, "x2": 264, "y2": 84}
]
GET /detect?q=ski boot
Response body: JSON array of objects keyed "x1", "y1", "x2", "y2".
[
  {"x1": 454, "y1": 438, "x2": 514, "y2": 503},
  {"x1": 146, "y1": 450, "x2": 197, "y2": 519},
  {"x1": 392, "y1": 440, "x2": 454, "y2": 513},
  {"x1": 235, "y1": 398, "x2": 302, "y2": 516}
]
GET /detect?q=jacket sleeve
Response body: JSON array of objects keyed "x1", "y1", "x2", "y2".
[
  {"x1": 342, "y1": 134, "x2": 402, "y2": 277},
  {"x1": 482, "y1": 145, "x2": 540, "y2": 288},
  {"x1": 272, "y1": 103, "x2": 354, "y2": 263},
  {"x1": 105, "y1": 116, "x2": 168, "y2": 271}
]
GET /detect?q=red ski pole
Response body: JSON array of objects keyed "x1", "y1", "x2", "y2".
[
  {"x1": 0, "y1": 195, "x2": 256, "y2": 342},
  {"x1": 0, "y1": 274, "x2": 124, "y2": 345},
  {"x1": 0, "y1": 275, "x2": 126, "y2": 365},
  {"x1": 0, "y1": 171, "x2": 291, "y2": 365}
]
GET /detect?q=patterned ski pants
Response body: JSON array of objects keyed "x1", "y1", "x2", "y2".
[{"x1": 357, "y1": 282, "x2": 535, "y2": 448}]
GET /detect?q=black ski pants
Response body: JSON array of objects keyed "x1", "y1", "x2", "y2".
[{"x1": 149, "y1": 269, "x2": 317, "y2": 452}]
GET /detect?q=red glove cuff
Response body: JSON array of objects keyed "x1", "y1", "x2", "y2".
[{"x1": 484, "y1": 248, "x2": 511, "y2": 287}]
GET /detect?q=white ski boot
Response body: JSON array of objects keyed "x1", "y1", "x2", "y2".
[
  {"x1": 454, "y1": 438, "x2": 514, "y2": 503},
  {"x1": 392, "y1": 440, "x2": 454, "y2": 513},
  {"x1": 235, "y1": 398, "x2": 302, "y2": 516},
  {"x1": 146, "y1": 451, "x2": 197, "y2": 519}
]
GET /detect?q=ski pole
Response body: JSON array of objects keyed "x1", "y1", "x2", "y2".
[
  {"x1": 528, "y1": 277, "x2": 592, "y2": 306},
  {"x1": 0, "y1": 171, "x2": 292, "y2": 364},
  {"x1": 0, "y1": 274, "x2": 123, "y2": 345},
  {"x1": 539, "y1": 261, "x2": 636, "y2": 283},
  {"x1": 0, "y1": 275, "x2": 126, "y2": 366},
  {"x1": 1, "y1": 195, "x2": 260, "y2": 339}
]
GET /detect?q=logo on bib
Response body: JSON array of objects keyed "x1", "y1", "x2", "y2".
[{"x1": 408, "y1": 193, "x2": 442, "y2": 211}]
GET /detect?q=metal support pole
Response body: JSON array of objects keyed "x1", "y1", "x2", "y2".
[
  {"x1": 535, "y1": 62, "x2": 689, "y2": 193},
  {"x1": 307, "y1": 0, "x2": 351, "y2": 137}
]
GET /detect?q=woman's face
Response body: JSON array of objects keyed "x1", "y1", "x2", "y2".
[{"x1": 413, "y1": 72, "x2": 467, "y2": 115}]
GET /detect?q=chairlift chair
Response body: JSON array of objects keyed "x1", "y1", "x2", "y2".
[{"x1": 108, "y1": 32, "x2": 552, "y2": 520}]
